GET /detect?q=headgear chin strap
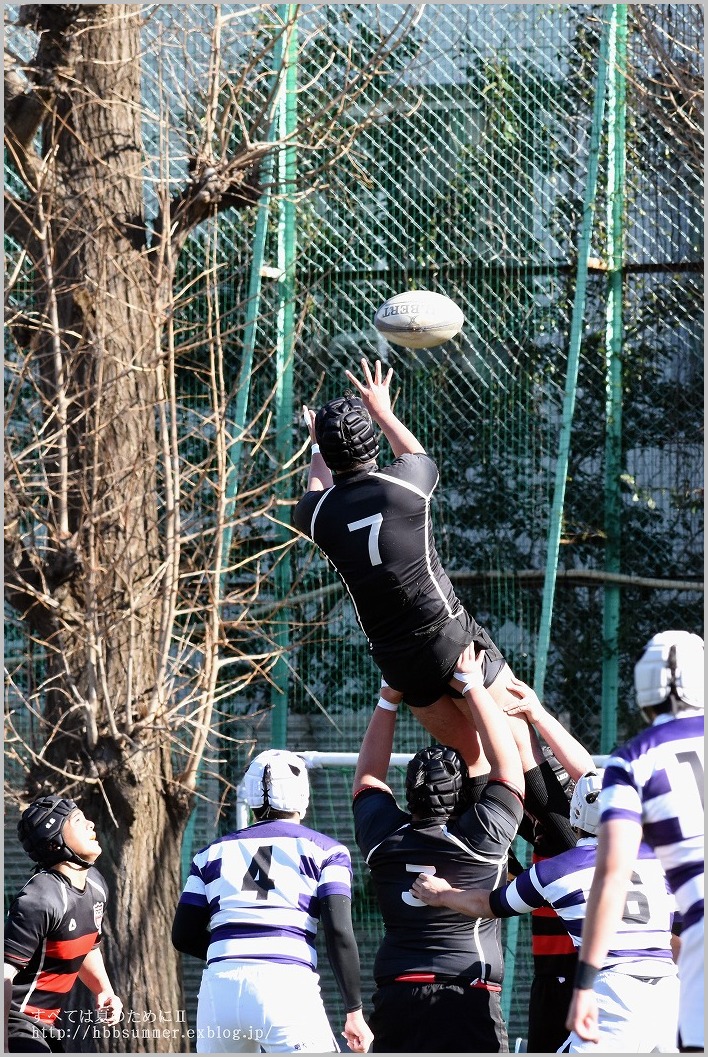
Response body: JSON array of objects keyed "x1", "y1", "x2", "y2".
[{"x1": 17, "y1": 796, "x2": 94, "y2": 869}]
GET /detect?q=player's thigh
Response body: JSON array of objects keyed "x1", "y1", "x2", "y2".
[
  {"x1": 196, "y1": 966, "x2": 257, "y2": 1053},
  {"x1": 197, "y1": 963, "x2": 337, "y2": 1054},
  {"x1": 258, "y1": 970, "x2": 338, "y2": 1052},
  {"x1": 485, "y1": 663, "x2": 545, "y2": 769},
  {"x1": 410, "y1": 693, "x2": 486, "y2": 773}
]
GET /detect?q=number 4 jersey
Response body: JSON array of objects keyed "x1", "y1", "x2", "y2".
[{"x1": 178, "y1": 820, "x2": 353, "y2": 969}]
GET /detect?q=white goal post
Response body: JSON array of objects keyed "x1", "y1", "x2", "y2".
[{"x1": 235, "y1": 752, "x2": 609, "y2": 826}]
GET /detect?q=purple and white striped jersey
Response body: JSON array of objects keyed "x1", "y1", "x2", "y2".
[
  {"x1": 489, "y1": 838, "x2": 677, "y2": 976},
  {"x1": 600, "y1": 712, "x2": 704, "y2": 933},
  {"x1": 178, "y1": 819, "x2": 353, "y2": 970}
]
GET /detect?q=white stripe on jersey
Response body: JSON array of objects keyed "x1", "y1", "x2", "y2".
[
  {"x1": 371, "y1": 470, "x2": 459, "y2": 620},
  {"x1": 499, "y1": 840, "x2": 676, "y2": 973},
  {"x1": 600, "y1": 713, "x2": 704, "y2": 922},
  {"x1": 184, "y1": 824, "x2": 352, "y2": 971},
  {"x1": 307, "y1": 487, "x2": 335, "y2": 538},
  {"x1": 371, "y1": 471, "x2": 432, "y2": 500}
]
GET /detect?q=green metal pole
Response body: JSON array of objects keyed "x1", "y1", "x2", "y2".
[
  {"x1": 534, "y1": 14, "x2": 613, "y2": 697},
  {"x1": 601, "y1": 5, "x2": 627, "y2": 754},
  {"x1": 270, "y1": 4, "x2": 298, "y2": 748},
  {"x1": 220, "y1": 16, "x2": 293, "y2": 594},
  {"x1": 182, "y1": 11, "x2": 293, "y2": 870}
]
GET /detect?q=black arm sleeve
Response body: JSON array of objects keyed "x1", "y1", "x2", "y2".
[
  {"x1": 171, "y1": 902, "x2": 210, "y2": 961},
  {"x1": 523, "y1": 759, "x2": 576, "y2": 855},
  {"x1": 320, "y1": 894, "x2": 363, "y2": 1013}
]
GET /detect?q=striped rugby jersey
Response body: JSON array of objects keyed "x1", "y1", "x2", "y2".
[
  {"x1": 600, "y1": 711, "x2": 704, "y2": 932},
  {"x1": 4, "y1": 867, "x2": 107, "y2": 1025},
  {"x1": 179, "y1": 819, "x2": 352, "y2": 969},
  {"x1": 489, "y1": 838, "x2": 677, "y2": 976}
]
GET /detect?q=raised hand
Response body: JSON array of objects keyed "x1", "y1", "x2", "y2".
[{"x1": 344, "y1": 358, "x2": 394, "y2": 423}]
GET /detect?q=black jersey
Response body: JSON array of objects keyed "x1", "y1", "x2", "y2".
[
  {"x1": 293, "y1": 453, "x2": 463, "y2": 652},
  {"x1": 4, "y1": 867, "x2": 107, "y2": 1027},
  {"x1": 353, "y1": 783, "x2": 523, "y2": 984}
]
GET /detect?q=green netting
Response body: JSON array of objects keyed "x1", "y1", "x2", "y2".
[{"x1": 5, "y1": 3, "x2": 703, "y2": 1046}]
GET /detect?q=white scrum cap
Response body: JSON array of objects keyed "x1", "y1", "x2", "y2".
[
  {"x1": 569, "y1": 770, "x2": 604, "y2": 835},
  {"x1": 634, "y1": 630, "x2": 704, "y2": 713},
  {"x1": 243, "y1": 749, "x2": 310, "y2": 818}
]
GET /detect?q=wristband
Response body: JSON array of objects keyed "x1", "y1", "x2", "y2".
[
  {"x1": 310, "y1": 443, "x2": 321, "y2": 455},
  {"x1": 573, "y1": 960, "x2": 600, "y2": 990},
  {"x1": 377, "y1": 698, "x2": 398, "y2": 712},
  {"x1": 453, "y1": 670, "x2": 484, "y2": 696}
]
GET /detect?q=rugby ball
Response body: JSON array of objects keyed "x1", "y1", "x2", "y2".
[{"x1": 373, "y1": 290, "x2": 464, "y2": 349}]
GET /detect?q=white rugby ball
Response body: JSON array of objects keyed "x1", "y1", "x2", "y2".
[{"x1": 373, "y1": 290, "x2": 464, "y2": 349}]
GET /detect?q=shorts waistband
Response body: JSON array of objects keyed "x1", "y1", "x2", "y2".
[{"x1": 385, "y1": 972, "x2": 501, "y2": 991}]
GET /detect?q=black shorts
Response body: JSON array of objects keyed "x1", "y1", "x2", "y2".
[
  {"x1": 373, "y1": 609, "x2": 506, "y2": 708},
  {"x1": 7, "y1": 1012, "x2": 62, "y2": 1053},
  {"x1": 527, "y1": 971, "x2": 577, "y2": 1053},
  {"x1": 369, "y1": 981, "x2": 508, "y2": 1053}
]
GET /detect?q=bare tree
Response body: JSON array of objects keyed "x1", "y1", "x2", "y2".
[
  {"x1": 4, "y1": 4, "x2": 423, "y2": 1049},
  {"x1": 628, "y1": 4, "x2": 703, "y2": 165}
]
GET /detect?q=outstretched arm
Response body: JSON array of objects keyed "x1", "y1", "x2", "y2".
[
  {"x1": 345, "y1": 358, "x2": 425, "y2": 459},
  {"x1": 352, "y1": 681, "x2": 403, "y2": 793},
  {"x1": 410, "y1": 874, "x2": 494, "y2": 919},
  {"x1": 566, "y1": 817, "x2": 642, "y2": 1042},
  {"x1": 451, "y1": 646, "x2": 524, "y2": 796},
  {"x1": 503, "y1": 680, "x2": 594, "y2": 781}
]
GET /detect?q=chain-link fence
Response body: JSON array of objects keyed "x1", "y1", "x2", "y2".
[{"x1": 5, "y1": 3, "x2": 703, "y2": 1047}]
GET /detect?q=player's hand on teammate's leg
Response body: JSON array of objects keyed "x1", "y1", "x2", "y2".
[
  {"x1": 450, "y1": 643, "x2": 486, "y2": 695},
  {"x1": 501, "y1": 676, "x2": 544, "y2": 723},
  {"x1": 379, "y1": 678, "x2": 404, "y2": 708}
]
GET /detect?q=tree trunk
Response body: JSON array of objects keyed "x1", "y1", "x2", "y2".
[{"x1": 15, "y1": 8, "x2": 190, "y2": 1050}]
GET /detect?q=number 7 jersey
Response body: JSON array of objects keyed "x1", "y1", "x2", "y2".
[
  {"x1": 293, "y1": 453, "x2": 463, "y2": 652},
  {"x1": 179, "y1": 820, "x2": 353, "y2": 969}
]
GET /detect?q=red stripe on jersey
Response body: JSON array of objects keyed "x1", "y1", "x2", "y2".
[
  {"x1": 532, "y1": 933, "x2": 576, "y2": 956},
  {"x1": 22, "y1": 1004, "x2": 61, "y2": 1024},
  {"x1": 531, "y1": 904, "x2": 560, "y2": 919},
  {"x1": 36, "y1": 970, "x2": 80, "y2": 995},
  {"x1": 45, "y1": 933, "x2": 98, "y2": 959}
]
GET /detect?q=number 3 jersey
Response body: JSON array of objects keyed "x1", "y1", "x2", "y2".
[
  {"x1": 353, "y1": 782, "x2": 523, "y2": 984},
  {"x1": 178, "y1": 820, "x2": 353, "y2": 969},
  {"x1": 293, "y1": 453, "x2": 463, "y2": 653},
  {"x1": 489, "y1": 838, "x2": 677, "y2": 977}
]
